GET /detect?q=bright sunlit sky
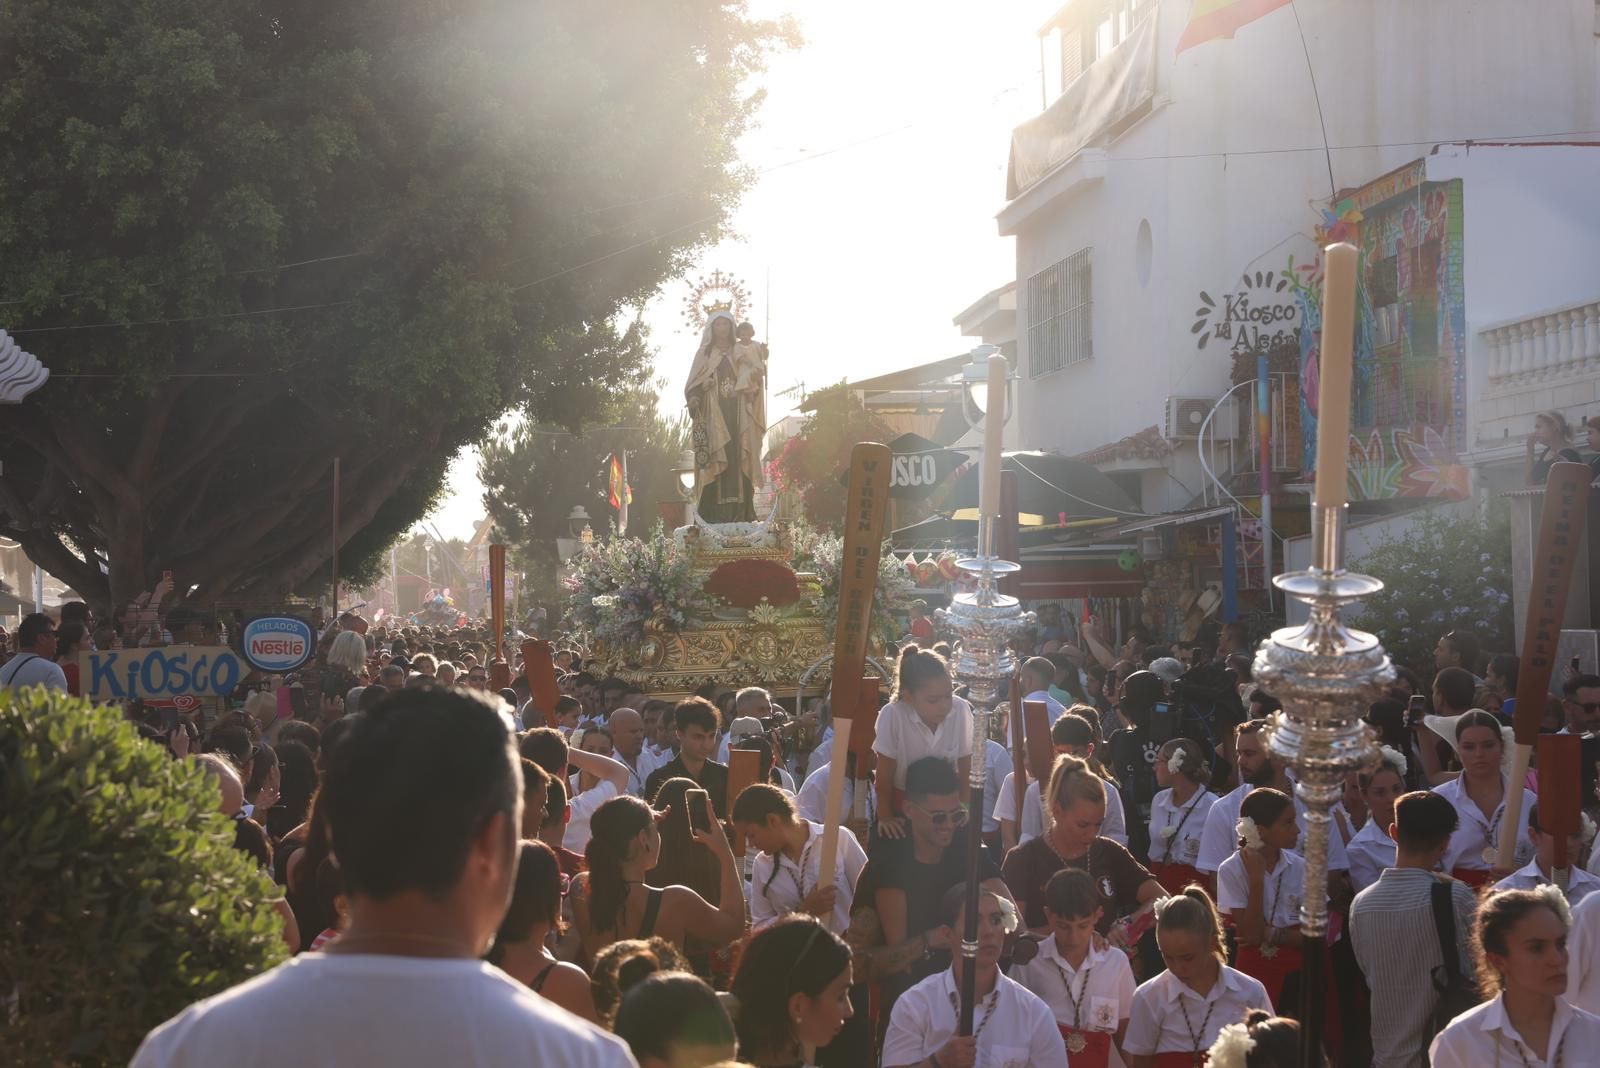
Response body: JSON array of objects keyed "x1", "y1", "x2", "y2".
[{"x1": 425, "y1": 1, "x2": 1056, "y2": 540}]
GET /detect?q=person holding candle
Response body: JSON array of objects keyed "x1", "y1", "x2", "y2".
[
  {"x1": 1430, "y1": 709, "x2": 1537, "y2": 888},
  {"x1": 1429, "y1": 885, "x2": 1600, "y2": 1068}
]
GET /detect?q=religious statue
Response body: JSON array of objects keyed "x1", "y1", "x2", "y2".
[{"x1": 685, "y1": 310, "x2": 767, "y2": 523}]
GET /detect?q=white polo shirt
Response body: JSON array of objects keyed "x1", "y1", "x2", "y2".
[
  {"x1": 1346, "y1": 817, "x2": 1398, "y2": 893},
  {"x1": 1146, "y1": 786, "x2": 1216, "y2": 868},
  {"x1": 1569, "y1": 890, "x2": 1600, "y2": 1014},
  {"x1": 1023, "y1": 689, "x2": 1067, "y2": 725},
  {"x1": 748, "y1": 820, "x2": 866, "y2": 936},
  {"x1": 612, "y1": 747, "x2": 663, "y2": 798},
  {"x1": 1123, "y1": 965, "x2": 1272, "y2": 1058},
  {"x1": 1195, "y1": 781, "x2": 1349, "y2": 874},
  {"x1": 795, "y1": 763, "x2": 876, "y2": 826},
  {"x1": 873, "y1": 696, "x2": 975, "y2": 788},
  {"x1": 1431, "y1": 773, "x2": 1536, "y2": 873},
  {"x1": 881, "y1": 968, "x2": 1068, "y2": 1068},
  {"x1": 1008, "y1": 938, "x2": 1135, "y2": 1034},
  {"x1": 1493, "y1": 858, "x2": 1600, "y2": 905},
  {"x1": 1429, "y1": 993, "x2": 1600, "y2": 1068},
  {"x1": 1216, "y1": 848, "x2": 1313, "y2": 929},
  {"x1": 564, "y1": 779, "x2": 618, "y2": 854},
  {"x1": 992, "y1": 771, "x2": 1127, "y2": 846}
]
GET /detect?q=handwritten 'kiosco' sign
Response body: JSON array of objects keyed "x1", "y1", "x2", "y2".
[{"x1": 80, "y1": 646, "x2": 244, "y2": 701}]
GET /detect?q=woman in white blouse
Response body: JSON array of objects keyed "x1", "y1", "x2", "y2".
[
  {"x1": 1431, "y1": 885, "x2": 1600, "y2": 1068},
  {"x1": 1145, "y1": 738, "x2": 1215, "y2": 893},
  {"x1": 1346, "y1": 747, "x2": 1407, "y2": 893},
  {"x1": 1429, "y1": 710, "x2": 1536, "y2": 889}
]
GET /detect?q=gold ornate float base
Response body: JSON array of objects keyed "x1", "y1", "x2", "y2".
[{"x1": 593, "y1": 523, "x2": 833, "y2": 700}]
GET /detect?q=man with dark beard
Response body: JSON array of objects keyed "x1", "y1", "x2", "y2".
[{"x1": 1194, "y1": 719, "x2": 1350, "y2": 885}]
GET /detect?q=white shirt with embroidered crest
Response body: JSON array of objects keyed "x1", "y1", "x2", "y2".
[
  {"x1": 1346, "y1": 816, "x2": 1398, "y2": 892},
  {"x1": 1429, "y1": 993, "x2": 1600, "y2": 1068},
  {"x1": 1146, "y1": 786, "x2": 1215, "y2": 868},
  {"x1": 1007, "y1": 938, "x2": 1135, "y2": 1034},
  {"x1": 748, "y1": 820, "x2": 866, "y2": 935},
  {"x1": 1216, "y1": 848, "x2": 1314, "y2": 929},
  {"x1": 1431, "y1": 773, "x2": 1537, "y2": 873},
  {"x1": 1493, "y1": 858, "x2": 1600, "y2": 905},
  {"x1": 1195, "y1": 781, "x2": 1349, "y2": 874},
  {"x1": 993, "y1": 771, "x2": 1127, "y2": 846},
  {"x1": 881, "y1": 968, "x2": 1067, "y2": 1068},
  {"x1": 1123, "y1": 965, "x2": 1273, "y2": 1057}
]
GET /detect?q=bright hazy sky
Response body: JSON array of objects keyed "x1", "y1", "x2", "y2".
[{"x1": 425, "y1": 1, "x2": 1055, "y2": 540}]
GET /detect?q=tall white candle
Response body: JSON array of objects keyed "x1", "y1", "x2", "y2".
[
  {"x1": 979, "y1": 354, "x2": 1007, "y2": 555},
  {"x1": 1314, "y1": 243, "x2": 1358, "y2": 509}
]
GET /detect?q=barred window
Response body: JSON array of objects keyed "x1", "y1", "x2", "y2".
[{"x1": 1027, "y1": 248, "x2": 1093, "y2": 378}]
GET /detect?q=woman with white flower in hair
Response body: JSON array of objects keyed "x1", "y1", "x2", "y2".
[
  {"x1": 1146, "y1": 739, "x2": 1216, "y2": 894},
  {"x1": 1346, "y1": 746, "x2": 1409, "y2": 893},
  {"x1": 1215, "y1": 788, "x2": 1319, "y2": 1012},
  {"x1": 1206, "y1": 1010, "x2": 1325, "y2": 1068},
  {"x1": 1430, "y1": 885, "x2": 1600, "y2": 1068}
]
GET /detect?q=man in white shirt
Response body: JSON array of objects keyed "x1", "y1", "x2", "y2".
[
  {"x1": 132, "y1": 687, "x2": 633, "y2": 1068},
  {"x1": 0, "y1": 613, "x2": 68, "y2": 692},
  {"x1": 882, "y1": 884, "x2": 1068, "y2": 1068},
  {"x1": 606, "y1": 707, "x2": 658, "y2": 797},
  {"x1": 734, "y1": 783, "x2": 866, "y2": 935},
  {"x1": 1568, "y1": 887, "x2": 1600, "y2": 1013},
  {"x1": 1020, "y1": 657, "x2": 1065, "y2": 724},
  {"x1": 796, "y1": 753, "x2": 875, "y2": 832},
  {"x1": 1493, "y1": 809, "x2": 1600, "y2": 905}
]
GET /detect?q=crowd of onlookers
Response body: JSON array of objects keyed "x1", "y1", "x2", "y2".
[{"x1": 7, "y1": 598, "x2": 1600, "y2": 1067}]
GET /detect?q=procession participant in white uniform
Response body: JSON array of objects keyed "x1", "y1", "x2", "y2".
[
  {"x1": 1494, "y1": 808, "x2": 1600, "y2": 905},
  {"x1": 733, "y1": 783, "x2": 865, "y2": 935},
  {"x1": 994, "y1": 713, "x2": 1126, "y2": 852},
  {"x1": 1430, "y1": 885, "x2": 1600, "y2": 1068},
  {"x1": 882, "y1": 885, "x2": 1068, "y2": 1068},
  {"x1": 1428, "y1": 710, "x2": 1536, "y2": 890},
  {"x1": 1345, "y1": 747, "x2": 1407, "y2": 893},
  {"x1": 1008, "y1": 868, "x2": 1135, "y2": 1068},
  {"x1": 1145, "y1": 738, "x2": 1216, "y2": 895}
]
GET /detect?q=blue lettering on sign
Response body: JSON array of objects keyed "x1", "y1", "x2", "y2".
[{"x1": 80, "y1": 647, "x2": 247, "y2": 701}]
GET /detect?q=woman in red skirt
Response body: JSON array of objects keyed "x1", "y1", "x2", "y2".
[{"x1": 1146, "y1": 739, "x2": 1215, "y2": 895}]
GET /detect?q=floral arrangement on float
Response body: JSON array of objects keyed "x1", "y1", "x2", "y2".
[
  {"x1": 562, "y1": 522, "x2": 708, "y2": 649},
  {"x1": 790, "y1": 521, "x2": 916, "y2": 648}
]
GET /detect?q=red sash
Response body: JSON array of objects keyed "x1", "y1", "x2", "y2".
[
  {"x1": 1450, "y1": 866, "x2": 1496, "y2": 889},
  {"x1": 1233, "y1": 941, "x2": 1301, "y2": 1011},
  {"x1": 1152, "y1": 1052, "x2": 1207, "y2": 1067},
  {"x1": 1149, "y1": 861, "x2": 1203, "y2": 895},
  {"x1": 1056, "y1": 1024, "x2": 1111, "y2": 1068}
]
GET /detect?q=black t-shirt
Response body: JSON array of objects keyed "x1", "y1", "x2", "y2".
[
  {"x1": 645, "y1": 756, "x2": 731, "y2": 817},
  {"x1": 1001, "y1": 835, "x2": 1153, "y2": 932},
  {"x1": 855, "y1": 828, "x2": 1001, "y2": 983},
  {"x1": 1108, "y1": 703, "x2": 1222, "y2": 859}
]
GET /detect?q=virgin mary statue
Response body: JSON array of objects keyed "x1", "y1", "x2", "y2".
[{"x1": 685, "y1": 310, "x2": 765, "y2": 523}]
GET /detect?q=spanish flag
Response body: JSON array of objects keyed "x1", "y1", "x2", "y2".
[{"x1": 1176, "y1": 0, "x2": 1292, "y2": 53}]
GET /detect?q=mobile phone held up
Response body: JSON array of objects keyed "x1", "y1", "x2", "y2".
[
  {"x1": 1407, "y1": 694, "x2": 1427, "y2": 728},
  {"x1": 684, "y1": 787, "x2": 713, "y2": 836}
]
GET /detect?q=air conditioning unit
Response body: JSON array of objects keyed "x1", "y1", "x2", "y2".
[{"x1": 1165, "y1": 395, "x2": 1234, "y2": 441}]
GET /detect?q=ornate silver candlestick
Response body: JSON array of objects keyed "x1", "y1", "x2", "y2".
[
  {"x1": 937, "y1": 527, "x2": 1033, "y2": 1033},
  {"x1": 1252, "y1": 501, "x2": 1393, "y2": 1065}
]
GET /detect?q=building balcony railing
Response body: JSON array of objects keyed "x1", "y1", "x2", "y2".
[{"x1": 1474, "y1": 298, "x2": 1600, "y2": 453}]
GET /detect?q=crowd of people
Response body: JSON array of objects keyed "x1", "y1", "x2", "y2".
[{"x1": 9, "y1": 600, "x2": 1600, "y2": 1068}]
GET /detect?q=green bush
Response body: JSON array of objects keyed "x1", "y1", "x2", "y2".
[
  {"x1": 1355, "y1": 503, "x2": 1515, "y2": 675},
  {"x1": 0, "y1": 688, "x2": 287, "y2": 1065}
]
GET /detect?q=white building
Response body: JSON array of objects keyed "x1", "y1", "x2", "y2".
[{"x1": 1002, "y1": 0, "x2": 1600, "y2": 517}]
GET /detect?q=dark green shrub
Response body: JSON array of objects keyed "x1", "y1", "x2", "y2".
[{"x1": 0, "y1": 687, "x2": 287, "y2": 1065}]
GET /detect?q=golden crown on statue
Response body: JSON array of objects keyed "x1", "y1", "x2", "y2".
[{"x1": 682, "y1": 270, "x2": 752, "y2": 329}]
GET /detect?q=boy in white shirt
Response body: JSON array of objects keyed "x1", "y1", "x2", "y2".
[
  {"x1": 1494, "y1": 806, "x2": 1600, "y2": 905},
  {"x1": 1009, "y1": 868, "x2": 1135, "y2": 1067},
  {"x1": 883, "y1": 884, "x2": 1068, "y2": 1068}
]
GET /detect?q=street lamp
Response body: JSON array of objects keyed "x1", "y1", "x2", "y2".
[
  {"x1": 961, "y1": 344, "x2": 1014, "y2": 429},
  {"x1": 566, "y1": 506, "x2": 592, "y2": 538}
]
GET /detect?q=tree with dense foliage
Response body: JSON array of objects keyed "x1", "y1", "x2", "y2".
[
  {"x1": 0, "y1": 688, "x2": 286, "y2": 1064},
  {"x1": 766, "y1": 383, "x2": 894, "y2": 532},
  {"x1": 0, "y1": 0, "x2": 791, "y2": 612},
  {"x1": 479, "y1": 363, "x2": 690, "y2": 602}
]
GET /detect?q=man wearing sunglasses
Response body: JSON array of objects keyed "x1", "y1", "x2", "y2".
[
  {"x1": 857, "y1": 757, "x2": 1010, "y2": 1024},
  {"x1": 0, "y1": 612, "x2": 68, "y2": 692},
  {"x1": 1561, "y1": 673, "x2": 1600, "y2": 735}
]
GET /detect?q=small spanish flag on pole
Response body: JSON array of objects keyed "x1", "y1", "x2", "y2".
[
  {"x1": 607, "y1": 451, "x2": 632, "y2": 535},
  {"x1": 1176, "y1": 0, "x2": 1291, "y2": 53}
]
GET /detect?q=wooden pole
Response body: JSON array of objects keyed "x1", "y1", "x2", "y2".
[
  {"x1": 330, "y1": 457, "x2": 340, "y2": 619},
  {"x1": 726, "y1": 748, "x2": 763, "y2": 855},
  {"x1": 1538, "y1": 733, "x2": 1582, "y2": 884},
  {"x1": 1497, "y1": 462, "x2": 1589, "y2": 869},
  {"x1": 521, "y1": 637, "x2": 559, "y2": 728},
  {"x1": 489, "y1": 544, "x2": 510, "y2": 691},
  {"x1": 1009, "y1": 672, "x2": 1026, "y2": 828}
]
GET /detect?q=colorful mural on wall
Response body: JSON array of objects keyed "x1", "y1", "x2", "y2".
[{"x1": 1294, "y1": 160, "x2": 1470, "y2": 501}]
